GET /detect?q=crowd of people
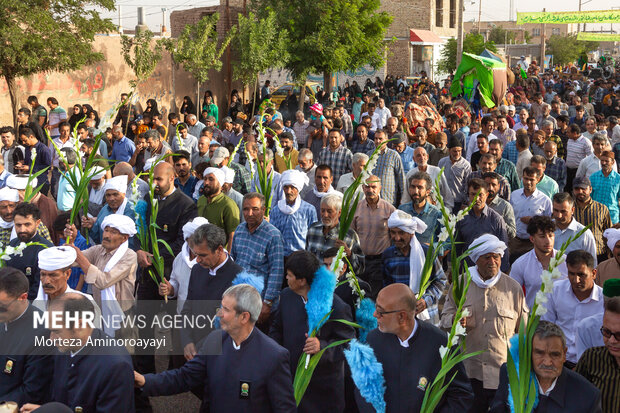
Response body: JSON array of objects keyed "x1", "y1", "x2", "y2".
[{"x1": 0, "y1": 64, "x2": 619, "y2": 413}]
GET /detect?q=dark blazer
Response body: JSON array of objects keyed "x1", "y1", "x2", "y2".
[
  {"x1": 0, "y1": 305, "x2": 53, "y2": 405},
  {"x1": 180, "y1": 257, "x2": 243, "y2": 348},
  {"x1": 355, "y1": 322, "x2": 474, "y2": 413},
  {"x1": 143, "y1": 328, "x2": 297, "y2": 413},
  {"x1": 490, "y1": 364, "x2": 602, "y2": 413},
  {"x1": 51, "y1": 328, "x2": 135, "y2": 412},
  {"x1": 269, "y1": 288, "x2": 356, "y2": 413},
  {"x1": 6, "y1": 233, "x2": 53, "y2": 300}
]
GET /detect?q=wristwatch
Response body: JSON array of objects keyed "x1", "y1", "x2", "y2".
[{"x1": 263, "y1": 299, "x2": 273, "y2": 307}]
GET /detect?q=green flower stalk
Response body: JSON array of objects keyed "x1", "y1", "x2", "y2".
[
  {"x1": 254, "y1": 114, "x2": 275, "y2": 216},
  {"x1": 23, "y1": 148, "x2": 49, "y2": 203},
  {"x1": 0, "y1": 241, "x2": 47, "y2": 267},
  {"x1": 227, "y1": 138, "x2": 246, "y2": 167},
  {"x1": 506, "y1": 226, "x2": 590, "y2": 413}
]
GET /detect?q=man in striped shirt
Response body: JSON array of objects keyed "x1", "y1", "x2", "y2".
[
  {"x1": 566, "y1": 123, "x2": 593, "y2": 190},
  {"x1": 573, "y1": 176, "x2": 613, "y2": 263},
  {"x1": 576, "y1": 295, "x2": 620, "y2": 413}
]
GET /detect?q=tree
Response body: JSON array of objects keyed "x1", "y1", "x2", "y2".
[
  {"x1": 524, "y1": 31, "x2": 532, "y2": 44},
  {"x1": 547, "y1": 34, "x2": 599, "y2": 66},
  {"x1": 487, "y1": 25, "x2": 516, "y2": 45},
  {"x1": 0, "y1": 0, "x2": 116, "y2": 128},
  {"x1": 233, "y1": 11, "x2": 288, "y2": 115},
  {"x1": 169, "y1": 13, "x2": 236, "y2": 117},
  {"x1": 253, "y1": 0, "x2": 392, "y2": 98},
  {"x1": 121, "y1": 29, "x2": 168, "y2": 88},
  {"x1": 437, "y1": 33, "x2": 497, "y2": 75}
]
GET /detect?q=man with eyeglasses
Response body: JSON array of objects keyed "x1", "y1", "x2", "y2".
[
  {"x1": 0, "y1": 267, "x2": 53, "y2": 405},
  {"x1": 354, "y1": 283, "x2": 473, "y2": 411},
  {"x1": 576, "y1": 281, "x2": 620, "y2": 413}
]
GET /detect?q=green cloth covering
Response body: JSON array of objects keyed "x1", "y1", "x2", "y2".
[
  {"x1": 450, "y1": 52, "x2": 507, "y2": 109},
  {"x1": 603, "y1": 278, "x2": 620, "y2": 298}
]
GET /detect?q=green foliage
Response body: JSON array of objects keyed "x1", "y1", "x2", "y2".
[
  {"x1": 0, "y1": 0, "x2": 116, "y2": 125},
  {"x1": 253, "y1": 0, "x2": 392, "y2": 81},
  {"x1": 233, "y1": 11, "x2": 288, "y2": 88},
  {"x1": 487, "y1": 25, "x2": 517, "y2": 45},
  {"x1": 171, "y1": 13, "x2": 236, "y2": 84},
  {"x1": 547, "y1": 34, "x2": 599, "y2": 66},
  {"x1": 524, "y1": 31, "x2": 532, "y2": 44},
  {"x1": 121, "y1": 29, "x2": 168, "y2": 88},
  {"x1": 437, "y1": 33, "x2": 497, "y2": 75}
]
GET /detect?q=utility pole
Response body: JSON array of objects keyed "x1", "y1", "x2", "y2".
[
  {"x1": 540, "y1": 8, "x2": 546, "y2": 70},
  {"x1": 456, "y1": 0, "x2": 464, "y2": 67},
  {"x1": 477, "y1": 0, "x2": 482, "y2": 34},
  {"x1": 118, "y1": 5, "x2": 122, "y2": 34}
]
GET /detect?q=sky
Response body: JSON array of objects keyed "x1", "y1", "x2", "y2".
[{"x1": 96, "y1": 0, "x2": 618, "y2": 34}]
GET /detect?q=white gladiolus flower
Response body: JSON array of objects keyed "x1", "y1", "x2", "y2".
[
  {"x1": 3, "y1": 246, "x2": 15, "y2": 256},
  {"x1": 551, "y1": 267, "x2": 562, "y2": 279},
  {"x1": 438, "y1": 228, "x2": 449, "y2": 244},
  {"x1": 31, "y1": 148, "x2": 36, "y2": 159},
  {"x1": 535, "y1": 291, "x2": 548, "y2": 306},
  {"x1": 535, "y1": 305, "x2": 548, "y2": 317},
  {"x1": 540, "y1": 271, "x2": 553, "y2": 293},
  {"x1": 14, "y1": 243, "x2": 27, "y2": 256},
  {"x1": 439, "y1": 345, "x2": 448, "y2": 359},
  {"x1": 461, "y1": 308, "x2": 471, "y2": 318},
  {"x1": 454, "y1": 322, "x2": 467, "y2": 337}
]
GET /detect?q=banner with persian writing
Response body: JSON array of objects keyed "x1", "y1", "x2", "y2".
[
  {"x1": 576, "y1": 32, "x2": 620, "y2": 42},
  {"x1": 517, "y1": 10, "x2": 620, "y2": 25}
]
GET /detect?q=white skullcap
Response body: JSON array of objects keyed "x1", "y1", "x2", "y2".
[
  {"x1": 280, "y1": 169, "x2": 309, "y2": 192},
  {"x1": 604, "y1": 228, "x2": 620, "y2": 252},
  {"x1": 221, "y1": 165, "x2": 235, "y2": 184},
  {"x1": 0, "y1": 187, "x2": 19, "y2": 203},
  {"x1": 203, "y1": 167, "x2": 225, "y2": 186},
  {"x1": 182, "y1": 217, "x2": 210, "y2": 240},
  {"x1": 104, "y1": 175, "x2": 127, "y2": 194},
  {"x1": 38, "y1": 246, "x2": 77, "y2": 271},
  {"x1": 101, "y1": 214, "x2": 137, "y2": 236},
  {"x1": 91, "y1": 167, "x2": 106, "y2": 180},
  {"x1": 387, "y1": 210, "x2": 427, "y2": 235},
  {"x1": 143, "y1": 157, "x2": 159, "y2": 171},
  {"x1": 468, "y1": 233, "x2": 507, "y2": 264},
  {"x1": 7, "y1": 175, "x2": 34, "y2": 190}
]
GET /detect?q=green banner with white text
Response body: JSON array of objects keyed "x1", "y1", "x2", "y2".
[
  {"x1": 517, "y1": 10, "x2": 620, "y2": 25},
  {"x1": 576, "y1": 32, "x2": 620, "y2": 42}
]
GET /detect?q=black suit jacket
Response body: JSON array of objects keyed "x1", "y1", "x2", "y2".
[
  {"x1": 143, "y1": 329, "x2": 297, "y2": 413},
  {"x1": 490, "y1": 364, "x2": 602, "y2": 413},
  {"x1": 0, "y1": 305, "x2": 53, "y2": 405}
]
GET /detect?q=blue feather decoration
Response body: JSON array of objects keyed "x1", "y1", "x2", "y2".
[
  {"x1": 356, "y1": 297, "x2": 377, "y2": 343},
  {"x1": 507, "y1": 334, "x2": 539, "y2": 413},
  {"x1": 135, "y1": 200, "x2": 148, "y2": 235},
  {"x1": 344, "y1": 339, "x2": 386, "y2": 413},
  {"x1": 306, "y1": 266, "x2": 337, "y2": 334},
  {"x1": 231, "y1": 271, "x2": 265, "y2": 296}
]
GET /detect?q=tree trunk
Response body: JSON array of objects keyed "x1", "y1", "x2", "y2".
[
  {"x1": 196, "y1": 81, "x2": 201, "y2": 117},
  {"x1": 298, "y1": 78, "x2": 306, "y2": 112},
  {"x1": 6, "y1": 75, "x2": 20, "y2": 130},
  {"x1": 323, "y1": 71, "x2": 332, "y2": 95}
]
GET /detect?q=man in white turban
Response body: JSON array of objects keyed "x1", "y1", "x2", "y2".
[
  {"x1": 220, "y1": 165, "x2": 243, "y2": 217},
  {"x1": 197, "y1": 167, "x2": 239, "y2": 250},
  {"x1": 66, "y1": 214, "x2": 137, "y2": 337},
  {"x1": 35, "y1": 246, "x2": 97, "y2": 308},
  {"x1": 7, "y1": 174, "x2": 58, "y2": 240},
  {"x1": 440, "y1": 233, "x2": 528, "y2": 411},
  {"x1": 88, "y1": 167, "x2": 107, "y2": 211},
  {"x1": 270, "y1": 169, "x2": 317, "y2": 256},
  {"x1": 597, "y1": 228, "x2": 620, "y2": 286},
  {"x1": 82, "y1": 174, "x2": 135, "y2": 246},
  {"x1": 384, "y1": 210, "x2": 446, "y2": 324}
]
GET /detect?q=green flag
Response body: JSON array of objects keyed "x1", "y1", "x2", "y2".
[{"x1": 520, "y1": 68, "x2": 528, "y2": 79}]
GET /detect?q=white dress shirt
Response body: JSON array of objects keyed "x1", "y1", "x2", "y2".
[
  {"x1": 542, "y1": 279, "x2": 604, "y2": 363},
  {"x1": 466, "y1": 131, "x2": 481, "y2": 162},
  {"x1": 510, "y1": 248, "x2": 568, "y2": 309},
  {"x1": 575, "y1": 153, "x2": 617, "y2": 180},
  {"x1": 554, "y1": 219, "x2": 598, "y2": 266},
  {"x1": 574, "y1": 313, "x2": 604, "y2": 360},
  {"x1": 375, "y1": 106, "x2": 392, "y2": 129},
  {"x1": 361, "y1": 112, "x2": 382, "y2": 131},
  {"x1": 510, "y1": 188, "x2": 552, "y2": 239}
]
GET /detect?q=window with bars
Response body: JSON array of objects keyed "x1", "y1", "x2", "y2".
[
  {"x1": 449, "y1": 0, "x2": 456, "y2": 28},
  {"x1": 436, "y1": 0, "x2": 444, "y2": 27}
]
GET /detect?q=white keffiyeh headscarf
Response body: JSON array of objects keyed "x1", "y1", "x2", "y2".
[{"x1": 604, "y1": 228, "x2": 620, "y2": 252}]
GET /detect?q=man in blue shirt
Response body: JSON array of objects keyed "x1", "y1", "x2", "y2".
[
  {"x1": 173, "y1": 150, "x2": 197, "y2": 198},
  {"x1": 110, "y1": 125, "x2": 135, "y2": 163}
]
